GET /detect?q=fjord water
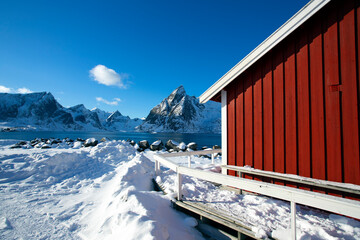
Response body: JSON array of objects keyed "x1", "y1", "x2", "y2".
[{"x1": 0, "y1": 131, "x2": 221, "y2": 149}]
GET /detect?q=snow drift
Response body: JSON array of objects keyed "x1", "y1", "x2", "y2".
[{"x1": 0, "y1": 140, "x2": 202, "y2": 240}]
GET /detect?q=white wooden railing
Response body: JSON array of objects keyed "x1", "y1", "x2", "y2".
[{"x1": 153, "y1": 150, "x2": 360, "y2": 240}]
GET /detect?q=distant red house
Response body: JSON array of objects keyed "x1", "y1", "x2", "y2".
[{"x1": 200, "y1": 0, "x2": 360, "y2": 186}]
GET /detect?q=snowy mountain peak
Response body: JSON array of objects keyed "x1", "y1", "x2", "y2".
[
  {"x1": 0, "y1": 91, "x2": 62, "y2": 122},
  {"x1": 106, "y1": 110, "x2": 123, "y2": 123},
  {"x1": 139, "y1": 85, "x2": 220, "y2": 133},
  {"x1": 167, "y1": 85, "x2": 186, "y2": 106},
  {"x1": 69, "y1": 104, "x2": 87, "y2": 112},
  {"x1": 91, "y1": 107, "x2": 101, "y2": 112}
]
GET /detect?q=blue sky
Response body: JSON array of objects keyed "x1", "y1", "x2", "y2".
[{"x1": 0, "y1": 0, "x2": 309, "y2": 118}]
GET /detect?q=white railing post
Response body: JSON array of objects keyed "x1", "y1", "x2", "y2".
[
  {"x1": 177, "y1": 169, "x2": 182, "y2": 201},
  {"x1": 291, "y1": 201, "x2": 296, "y2": 240},
  {"x1": 238, "y1": 170, "x2": 243, "y2": 194},
  {"x1": 221, "y1": 90, "x2": 228, "y2": 174},
  {"x1": 211, "y1": 153, "x2": 215, "y2": 164},
  {"x1": 188, "y1": 156, "x2": 191, "y2": 168},
  {"x1": 155, "y1": 160, "x2": 159, "y2": 175}
]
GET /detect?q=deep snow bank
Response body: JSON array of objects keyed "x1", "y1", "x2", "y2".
[{"x1": 0, "y1": 140, "x2": 203, "y2": 240}]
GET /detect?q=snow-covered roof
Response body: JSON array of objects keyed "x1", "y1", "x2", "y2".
[{"x1": 199, "y1": 0, "x2": 330, "y2": 103}]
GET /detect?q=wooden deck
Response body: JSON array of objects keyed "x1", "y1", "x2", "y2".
[
  {"x1": 172, "y1": 199, "x2": 263, "y2": 240},
  {"x1": 153, "y1": 178, "x2": 262, "y2": 240}
]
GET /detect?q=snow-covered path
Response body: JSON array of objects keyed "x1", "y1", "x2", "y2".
[{"x1": 0, "y1": 140, "x2": 203, "y2": 240}]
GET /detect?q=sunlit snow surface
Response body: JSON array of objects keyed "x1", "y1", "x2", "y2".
[
  {"x1": 0, "y1": 139, "x2": 359, "y2": 240},
  {"x1": 148, "y1": 152, "x2": 360, "y2": 240},
  {"x1": 0, "y1": 140, "x2": 202, "y2": 240}
]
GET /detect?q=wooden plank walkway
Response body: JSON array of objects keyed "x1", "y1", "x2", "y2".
[
  {"x1": 172, "y1": 199, "x2": 264, "y2": 240},
  {"x1": 153, "y1": 178, "x2": 266, "y2": 239}
]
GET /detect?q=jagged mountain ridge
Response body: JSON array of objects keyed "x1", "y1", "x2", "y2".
[
  {"x1": 0, "y1": 92, "x2": 141, "y2": 131},
  {"x1": 0, "y1": 86, "x2": 221, "y2": 133},
  {"x1": 137, "y1": 86, "x2": 221, "y2": 133}
]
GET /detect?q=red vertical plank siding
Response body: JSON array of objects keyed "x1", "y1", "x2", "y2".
[
  {"x1": 224, "y1": 0, "x2": 360, "y2": 190},
  {"x1": 253, "y1": 65, "x2": 263, "y2": 173},
  {"x1": 358, "y1": 2, "x2": 360, "y2": 141},
  {"x1": 309, "y1": 18, "x2": 326, "y2": 181},
  {"x1": 358, "y1": 0, "x2": 360, "y2": 144},
  {"x1": 323, "y1": 6, "x2": 342, "y2": 183},
  {"x1": 263, "y1": 56, "x2": 274, "y2": 172},
  {"x1": 284, "y1": 39, "x2": 298, "y2": 176},
  {"x1": 244, "y1": 72, "x2": 254, "y2": 172},
  {"x1": 236, "y1": 77, "x2": 245, "y2": 168},
  {"x1": 296, "y1": 29, "x2": 311, "y2": 178},
  {"x1": 227, "y1": 85, "x2": 236, "y2": 176},
  {"x1": 339, "y1": 2, "x2": 360, "y2": 184},
  {"x1": 273, "y1": 49, "x2": 285, "y2": 177}
]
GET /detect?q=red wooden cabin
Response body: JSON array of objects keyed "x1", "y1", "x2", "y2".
[{"x1": 200, "y1": 0, "x2": 360, "y2": 192}]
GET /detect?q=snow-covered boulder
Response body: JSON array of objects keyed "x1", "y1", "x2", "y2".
[
  {"x1": 84, "y1": 138, "x2": 98, "y2": 147},
  {"x1": 17, "y1": 141, "x2": 27, "y2": 146},
  {"x1": 50, "y1": 139, "x2": 62, "y2": 145},
  {"x1": 150, "y1": 140, "x2": 163, "y2": 151},
  {"x1": 9, "y1": 144, "x2": 22, "y2": 149},
  {"x1": 72, "y1": 141, "x2": 82, "y2": 149},
  {"x1": 187, "y1": 142, "x2": 197, "y2": 151},
  {"x1": 138, "y1": 140, "x2": 150, "y2": 150},
  {"x1": 165, "y1": 140, "x2": 179, "y2": 151},
  {"x1": 178, "y1": 142, "x2": 186, "y2": 151}
]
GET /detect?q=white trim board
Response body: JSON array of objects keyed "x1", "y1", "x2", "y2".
[
  {"x1": 221, "y1": 90, "x2": 227, "y2": 174},
  {"x1": 199, "y1": 0, "x2": 331, "y2": 104}
]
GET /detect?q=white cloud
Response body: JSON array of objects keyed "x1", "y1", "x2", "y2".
[
  {"x1": 0, "y1": 85, "x2": 11, "y2": 93},
  {"x1": 96, "y1": 97, "x2": 122, "y2": 106},
  {"x1": 90, "y1": 65, "x2": 128, "y2": 88},
  {"x1": 0, "y1": 85, "x2": 33, "y2": 94},
  {"x1": 16, "y1": 87, "x2": 33, "y2": 94}
]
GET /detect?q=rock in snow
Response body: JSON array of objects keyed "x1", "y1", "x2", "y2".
[
  {"x1": 84, "y1": 138, "x2": 98, "y2": 147},
  {"x1": 178, "y1": 142, "x2": 187, "y2": 151},
  {"x1": 165, "y1": 139, "x2": 179, "y2": 150},
  {"x1": 187, "y1": 142, "x2": 198, "y2": 151},
  {"x1": 138, "y1": 140, "x2": 150, "y2": 150},
  {"x1": 150, "y1": 140, "x2": 163, "y2": 151}
]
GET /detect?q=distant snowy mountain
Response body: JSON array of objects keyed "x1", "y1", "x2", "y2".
[
  {"x1": 0, "y1": 92, "x2": 79, "y2": 130},
  {"x1": 0, "y1": 92, "x2": 142, "y2": 132},
  {"x1": 104, "y1": 110, "x2": 143, "y2": 132},
  {"x1": 67, "y1": 104, "x2": 103, "y2": 130},
  {"x1": 0, "y1": 87, "x2": 221, "y2": 133},
  {"x1": 137, "y1": 86, "x2": 221, "y2": 133},
  {"x1": 91, "y1": 108, "x2": 109, "y2": 123}
]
